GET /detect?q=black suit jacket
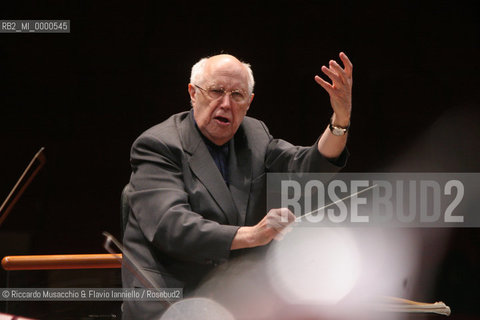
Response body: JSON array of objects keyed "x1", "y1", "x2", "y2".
[{"x1": 122, "y1": 110, "x2": 346, "y2": 319}]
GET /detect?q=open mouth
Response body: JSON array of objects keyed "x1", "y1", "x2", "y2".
[{"x1": 214, "y1": 116, "x2": 230, "y2": 124}]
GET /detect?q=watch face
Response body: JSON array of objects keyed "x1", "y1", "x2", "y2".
[{"x1": 332, "y1": 126, "x2": 346, "y2": 136}]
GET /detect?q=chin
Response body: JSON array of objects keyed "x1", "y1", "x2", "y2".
[{"x1": 213, "y1": 134, "x2": 233, "y2": 146}]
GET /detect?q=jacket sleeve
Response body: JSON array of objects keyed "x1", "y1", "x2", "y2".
[
  {"x1": 259, "y1": 121, "x2": 349, "y2": 173},
  {"x1": 128, "y1": 133, "x2": 239, "y2": 265}
]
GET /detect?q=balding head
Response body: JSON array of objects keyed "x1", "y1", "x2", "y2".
[{"x1": 190, "y1": 54, "x2": 255, "y2": 95}]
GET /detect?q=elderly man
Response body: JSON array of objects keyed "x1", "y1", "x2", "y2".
[{"x1": 122, "y1": 53, "x2": 353, "y2": 319}]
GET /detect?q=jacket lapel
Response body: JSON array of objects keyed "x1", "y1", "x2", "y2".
[
  {"x1": 228, "y1": 130, "x2": 252, "y2": 226},
  {"x1": 179, "y1": 111, "x2": 239, "y2": 225}
]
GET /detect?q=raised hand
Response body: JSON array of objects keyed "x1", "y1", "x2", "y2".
[{"x1": 314, "y1": 52, "x2": 353, "y2": 126}]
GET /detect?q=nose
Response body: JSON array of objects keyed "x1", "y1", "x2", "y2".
[{"x1": 218, "y1": 92, "x2": 232, "y2": 108}]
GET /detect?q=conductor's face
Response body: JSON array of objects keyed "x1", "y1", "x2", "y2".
[{"x1": 188, "y1": 55, "x2": 253, "y2": 146}]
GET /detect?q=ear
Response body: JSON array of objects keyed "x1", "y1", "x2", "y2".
[
  {"x1": 245, "y1": 93, "x2": 254, "y2": 111},
  {"x1": 188, "y1": 83, "x2": 197, "y2": 105}
]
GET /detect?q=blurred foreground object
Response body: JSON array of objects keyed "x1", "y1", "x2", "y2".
[
  {"x1": 375, "y1": 296, "x2": 450, "y2": 316},
  {"x1": 0, "y1": 312, "x2": 37, "y2": 320}
]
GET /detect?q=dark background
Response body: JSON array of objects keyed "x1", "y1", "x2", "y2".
[{"x1": 0, "y1": 1, "x2": 479, "y2": 319}]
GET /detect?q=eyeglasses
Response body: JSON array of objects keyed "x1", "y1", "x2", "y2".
[{"x1": 194, "y1": 84, "x2": 250, "y2": 104}]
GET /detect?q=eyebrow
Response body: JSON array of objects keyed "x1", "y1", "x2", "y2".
[{"x1": 207, "y1": 84, "x2": 247, "y2": 92}]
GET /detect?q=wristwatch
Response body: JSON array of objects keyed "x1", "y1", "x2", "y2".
[{"x1": 329, "y1": 118, "x2": 350, "y2": 136}]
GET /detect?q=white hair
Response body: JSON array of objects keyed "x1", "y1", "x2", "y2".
[{"x1": 190, "y1": 56, "x2": 255, "y2": 95}]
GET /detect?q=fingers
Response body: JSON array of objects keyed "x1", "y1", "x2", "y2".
[
  {"x1": 323, "y1": 60, "x2": 348, "y2": 85},
  {"x1": 315, "y1": 52, "x2": 353, "y2": 88},
  {"x1": 322, "y1": 63, "x2": 340, "y2": 83},
  {"x1": 267, "y1": 208, "x2": 295, "y2": 241},
  {"x1": 276, "y1": 207, "x2": 295, "y2": 224},
  {"x1": 314, "y1": 75, "x2": 334, "y2": 95},
  {"x1": 329, "y1": 60, "x2": 348, "y2": 84},
  {"x1": 266, "y1": 208, "x2": 295, "y2": 231},
  {"x1": 314, "y1": 74, "x2": 330, "y2": 87},
  {"x1": 251, "y1": 208, "x2": 295, "y2": 246},
  {"x1": 339, "y1": 52, "x2": 353, "y2": 76},
  {"x1": 314, "y1": 65, "x2": 341, "y2": 93}
]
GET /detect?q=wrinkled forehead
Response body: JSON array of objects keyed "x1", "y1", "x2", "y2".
[{"x1": 203, "y1": 56, "x2": 249, "y2": 90}]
